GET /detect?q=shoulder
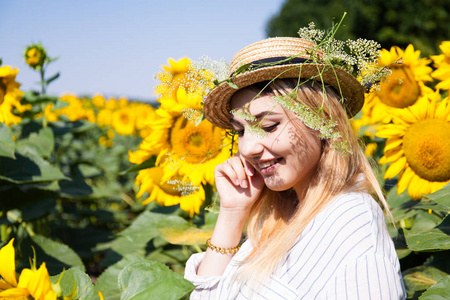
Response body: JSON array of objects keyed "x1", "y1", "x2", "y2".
[
  {"x1": 278, "y1": 192, "x2": 401, "y2": 297},
  {"x1": 302, "y1": 192, "x2": 393, "y2": 260},
  {"x1": 315, "y1": 192, "x2": 375, "y2": 232},
  {"x1": 319, "y1": 192, "x2": 386, "y2": 234}
]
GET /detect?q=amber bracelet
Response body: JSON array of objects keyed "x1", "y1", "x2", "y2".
[{"x1": 206, "y1": 238, "x2": 241, "y2": 254}]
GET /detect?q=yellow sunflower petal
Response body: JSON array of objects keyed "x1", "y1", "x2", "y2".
[
  {"x1": 0, "y1": 239, "x2": 18, "y2": 287},
  {"x1": 384, "y1": 137, "x2": 403, "y2": 152},
  {"x1": 384, "y1": 157, "x2": 407, "y2": 179},
  {"x1": 398, "y1": 166, "x2": 415, "y2": 194},
  {"x1": 435, "y1": 97, "x2": 450, "y2": 120},
  {"x1": 375, "y1": 126, "x2": 406, "y2": 139},
  {"x1": 0, "y1": 287, "x2": 30, "y2": 297},
  {"x1": 383, "y1": 148, "x2": 405, "y2": 164},
  {"x1": 408, "y1": 96, "x2": 429, "y2": 120},
  {"x1": 408, "y1": 174, "x2": 424, "y2": 200},
  {"x1": 431, "y1": 181, "x2": 449, "y2": 194}
]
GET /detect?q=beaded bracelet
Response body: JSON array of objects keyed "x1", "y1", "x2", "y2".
[{"x1": 206, "y1": 238, "x2": 241, "y2": 254}]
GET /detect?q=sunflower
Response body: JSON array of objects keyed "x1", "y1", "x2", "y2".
[
  {"x1": 56, "y1": 94, "x2": 95, "y2": 123},
  {"x1": 0, "y1": 66, "x2": 28, "y2": 127},
  {"x1": 135, "y1": 167, "x2": 206, "y2": 217},
  {"x1": 130, "y1": 101, "x2": 156, "y2": 138},
  {"x1": 112, "y1": 107, "x2": 136, "y2": 135},
  {"x1": 0, "y1": 239, "x2": 57, "y2": 299},
  {"x1": 155, "y1": 58, "x2": 192, "y2": 99},
  {"x1": 130, "y1": 58, "x2": 234, "y2": 215},
  {"x1": 431, "y1": 41, "x2": 450, "y2": 90},
  {"x1": 92, "y1": 93, "x2": 106, "y2": 108},
  {"x1": 360, "y1": 44, "x2": 433, "y2": 125},
  {"x1": 375, "y1": 91, "x2": 450, "y2": 199},
  {"x1": 24, "y1": 43, "x2": 47, "y2": 69},
  {"x1": 131, "y1": 87, "x2": 233, "y2": 186}
]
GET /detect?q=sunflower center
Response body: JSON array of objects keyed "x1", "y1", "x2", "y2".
[
  {"x1": 120, "y1": 113, "x2": 129, "y2": 123},
  {"x1": 189, "y1": 133, "x2": 204, "y2": 147},
  {"x1": 376, "y1": 67, "x2": 420, "y2": 108},
  {"x1": 170, "y1": 116, "x2": 223, "y2": 164},
  {"x1": 403, "y1": 119, "x2": 450, "y2": 182}
]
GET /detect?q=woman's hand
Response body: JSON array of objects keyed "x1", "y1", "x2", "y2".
[
  {"x1": 197, "y1": 155, "x2": 264, "y2": 277},
  {"x1": 214, "y1": 154, "x2": 264, "y2": 213}
]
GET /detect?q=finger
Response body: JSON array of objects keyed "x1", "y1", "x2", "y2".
[
  {"x1": 239, "y1": 154, "x2": 255, "y2": 177},
  {"x1": 227, "y1": 157, "x2": 249, "y2": 188},
  {"x1": 216, "y1": 159, "x2": 240, "y2": 187}
]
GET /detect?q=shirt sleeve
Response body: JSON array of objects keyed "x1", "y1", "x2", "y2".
[
  {"x1": 184, "y1": 252, "x2": 221, "y2": 299},
  {"x1": 324, "y1": 253, "x2": 406, "y2": 300}
]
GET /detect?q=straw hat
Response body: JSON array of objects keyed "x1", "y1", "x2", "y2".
[{"x1": 203, "y1": 37, "x2": 365, "y2": 129}]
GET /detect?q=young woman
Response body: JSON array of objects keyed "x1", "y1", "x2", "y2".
[{"x1": 184, "y1": 37, "x2": 405, "y2": 299}]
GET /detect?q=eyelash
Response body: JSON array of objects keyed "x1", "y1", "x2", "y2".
[{"x1": 235, "y1": 122, "x2": 280, "y2": 137}]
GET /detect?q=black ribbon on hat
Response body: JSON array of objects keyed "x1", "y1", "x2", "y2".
[{"x1": 230, "y1": 56, "x2": 311, "y2": 77}]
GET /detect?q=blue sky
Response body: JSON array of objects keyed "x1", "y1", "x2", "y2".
[{"x1": 1, "y1": 0, "x2": 285, "y2": 102}]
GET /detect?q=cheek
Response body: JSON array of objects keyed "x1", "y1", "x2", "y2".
[{"x1": 286, "y1": 126, "x2": 321, "y2": 155}]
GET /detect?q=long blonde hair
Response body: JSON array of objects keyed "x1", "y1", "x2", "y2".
[{"x1": 235, "y1": 78, "x2": 392, "y2": 285}]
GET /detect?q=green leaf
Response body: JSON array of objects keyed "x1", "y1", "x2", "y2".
[
  {"x1": 0, "y1": 151, "x2": 66, "y2": 184},
  {"x1": 0, "y1": 122, "x2": 15, "y2": 158},
  {"x1": 410, "y1": 210, "x2": 444, "y2": 232},
  {"x1": 157, "y1": 216, "x2": 212, "y2": 246},
  {"x1": 16, "y1": 127, "x2": 54, "y2": 158},
  {"x1": 118, "y1": 261, "x2": 194, "y2": 300},
  {"x1": 405, "y1": 215, "x2": 450, "y2": 251},
  {"x1": 120, "y1": 156, "x2": 156, "y2": 175},
  {"x1": 424, "y1": 184, "x2": 450, "y2": 209},
  {"x1": 22, "y1": 91, "x2": 58, "y2": 104},
  {"x1": 96, "y1": 211, "x2": 166, "y2": 256},
  {"x1": 403, "y1": 266, "x2": 449, "y2": 297},
  {"x1": 53, "y1": 98, "x2": 70, "y2": 110},
  {"x1": 52, "y1": 268, "x2": 95, "y2": 300},
  {"x1": 71, "y1": 120, "x2": 97, "y2": 133},
  {"x1": 45, "y1": 72, "x2": 60, "y2": 85},
  {"x1": 386, "y1": 188, "x2": 415, "y2": 209},
  {"x1": 224, "y1": 79, "x2": 239, "y2": 89},
  {"x1": 31, "y1": 234, "x2": 85, "y2": 272},
  {"x1": 233, "y1": 63, "x2": 251, "y2": 76},
  {"x1": 94, "y1": 254, "x2": 147, "y2": 300},
  {"x1": 419, "y1": 276, "x2": 450, "y2": 300},
  {"x1": 396, "y1": 249, "x2": 412, "y2": 260}
]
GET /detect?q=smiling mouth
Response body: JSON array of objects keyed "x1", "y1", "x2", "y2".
[{"x1": 257, "y1": 158, "x2": 283, "y2": 173}]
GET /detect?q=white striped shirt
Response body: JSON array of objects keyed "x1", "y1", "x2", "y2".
[{"x1": 185, "y1": 192, "x2": 406, "y2": 299}]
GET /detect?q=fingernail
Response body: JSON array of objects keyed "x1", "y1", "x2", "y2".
[
  {"x1": 235, "y1": 179, "x2": 240, "y2": 186},
  {"x1": 241, "y1": 180, "x2": 248, "y2": 188}
]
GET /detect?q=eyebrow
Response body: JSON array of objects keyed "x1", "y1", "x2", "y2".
[{"x1": 230, "y1": 111, "x2": 282, "y2": 125}]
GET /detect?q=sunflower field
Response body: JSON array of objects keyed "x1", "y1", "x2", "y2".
[{"x1": 0, "y1": 40, "x2": 449, "y2": 299}]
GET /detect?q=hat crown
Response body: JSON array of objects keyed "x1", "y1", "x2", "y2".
[{"x1": 228, "y1": 37, "x2": 325, "y2": 77}]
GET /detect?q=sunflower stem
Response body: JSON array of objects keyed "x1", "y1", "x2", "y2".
[
  {"x1": 1, "y1": 224, "x2": 9, "y2": 242},
  {"x1": 193, "y1": 244, "x2": 203, "y2": 253}
]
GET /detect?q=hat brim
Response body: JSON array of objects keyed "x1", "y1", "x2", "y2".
[{"x1": 204, "y1": 63, "x2": 364, "y2": 129}]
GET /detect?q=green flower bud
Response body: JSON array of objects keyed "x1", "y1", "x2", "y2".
[{"x1": 24, "y1": 43, "x2": 47, "y2": 69}]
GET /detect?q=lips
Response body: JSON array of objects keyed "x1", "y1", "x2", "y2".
[{"x1": 256, "y1": 157, "x2": 283, "y2": 173}]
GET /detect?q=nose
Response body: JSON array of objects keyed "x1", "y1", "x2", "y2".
[{"x1": 238, "y1": 131, "x2": 264, "y2": 159}]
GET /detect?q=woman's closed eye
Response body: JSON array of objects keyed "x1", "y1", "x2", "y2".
[
  {"x1": 262, "y1": 122, "x2": 280, "y2": 133},
  {"x1": 234, "y1": 122, "x2": 280, "y2": 137}
]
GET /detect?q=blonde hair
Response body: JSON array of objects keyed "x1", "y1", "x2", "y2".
[{"x1": 234, "y1": 78, "x2": 392, "y2": 286}]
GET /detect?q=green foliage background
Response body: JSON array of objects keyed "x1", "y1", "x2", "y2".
[{"x1": 266, "y1": 0, "x2": 450, "y2": 56}]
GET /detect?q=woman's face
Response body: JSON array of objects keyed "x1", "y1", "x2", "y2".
[{"x1": 230, "y1": 88, "x2": 322, "y2": 195}]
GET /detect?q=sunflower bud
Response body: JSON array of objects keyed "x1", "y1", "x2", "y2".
[{"x1": 24, "y1": 43, "x2": 47, "y2": 69}]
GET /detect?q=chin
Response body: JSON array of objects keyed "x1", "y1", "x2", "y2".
[{"x1": 263, "y1": 177, "x2": 292, "y2": 192}]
